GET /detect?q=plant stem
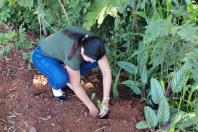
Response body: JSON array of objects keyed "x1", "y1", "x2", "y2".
[
  {"x1": 187, "y1": 89, "x2": 193, "y2": 111},
  {"x1": 178, "y1": 87, "x2": 187, "y2": 110},
  {"x1": 166, "y1": 81, "x2": 171, "y2": 97},
  {"x1": 112, "y1": 69, "x2": 121, "y2": 98},
  {"x1": 58, "y1": 0, "x2": 71, "y2": 25}
]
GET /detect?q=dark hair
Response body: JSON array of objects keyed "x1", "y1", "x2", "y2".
[{"x1": 62, "y1": 29, "x2": 105, "y2": 61}]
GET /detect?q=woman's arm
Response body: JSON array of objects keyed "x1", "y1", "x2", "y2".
[
  {"x1": 65, "y1": 65, "x2": 99, "y2": 117},
  {"x1": 98, "y1": 55, "x2": 112, "y2": 117},
  {"x1": 98, "y1": 55, "x2": 112, "y2": 100}
]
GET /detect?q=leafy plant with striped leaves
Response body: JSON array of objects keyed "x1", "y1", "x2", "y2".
[
  {"x1": 121, "y1": 80, "x2": 141, "y2": 95},
  {"x1": 157, "y1": 96, "x2": 170, "y2": 124},
  {"x1": 136, "y1": 78, "x2": 170, "y2": 130},
  {"x1": 136, "y1": 98, "x2": 170, "y2": 130},
  {"x1": 150, "y1": 78, "x2": 164, "y2": 104},
  {"x1": 171, "y1": 66, "x2": 191, "y2": 93}
]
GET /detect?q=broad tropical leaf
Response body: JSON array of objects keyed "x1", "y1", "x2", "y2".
[
  {"x1": 117, "y1": 61, "x2": 138, "y2": 74},
  {"x1": 150, "y1": 78, "x2": 164, "y2": 104},
  {"x1": 121, "y1": 80, "x2": 141, "y2": 95},
  {"x1": 136, "y1": 121, "x2": 148, "y2": 129},
  {"x1": 157, "y1": 96, "x2": 170, "y2": 124},
  {"x1": 169, "y1": 111, "x2": 186, "y2": 131},
  {"x1": 83, "y1": 0, "x2": 129, "y2": 29},
  {"x1": 171, "y1": 67, "x2": 190, "y2": 93},
  {"x1": 144, "y1": 106, "x2": 158, "y2": 128},
  {"x1": 176, "y1": 112, "x2": 197, "y2": 128}
]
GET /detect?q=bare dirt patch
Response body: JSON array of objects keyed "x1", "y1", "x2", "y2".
[{"x1": 0, "y1": 48, "x2": 146, "y2": 132}]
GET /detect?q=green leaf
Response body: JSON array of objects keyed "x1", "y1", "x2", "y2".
[
  {"x1": 17, "y1": 0, "x2": 33, "y2": 8},
  {"x1": 117, "y1": 61, "x2": 138, "y2": 75},
  {"x1": 157, "y1": 96, "x2": 170, "y2": 124},
  {"x1": 121, "y1": 80, "x2": 141, "y2": 95},
  {"x1": 0, "y1": 44, "x2": 12, "y2": 58},
  {"x1": 185, "y1": 0, "x2": 192, "y2": 5},
  {"x1": 171, "y1": 111, "x2": 186, "y2": 125},
  {"x1": 177, "y1": 23, "x2": 198, "y2": 43},
  {"x1": 137, "y1": 42, "x2": 148, "y2": 85},
  {"x1": 112, "y1": 69, "x2": 121, "y2": 98},
  {"x1": 0, "y1": 0, "x2": 6, "y2": 8},
  {"x1": 83, "y1": 0, "x2": 129, "y2": 29},
  {"x1": 176, "y1": 112, "x2": 197, "y2": 128},
  {"x1": 144, "y1": 106, "x2": 158, "y2": 128},
  {"x1": 144, "y1": 19, "x2": 173, "y2": 43},
  {"x1": 150, "y1": 78, "x2": 164, "y2": 104},
  {"x1": 171, "y1": 67, "x2": 190, "y2": 93},
  {"x1": 91, "y1": 92, "x2": 96, "y2": 100},
  {"x1": 136, "y1": 121, "x2": 148, "y2": 129},
  {"x1": 169, "y1": 111, "x2": 193, "y2": 131},
  {"x1": 140, "y1": 64, "x2": 148, "y2": 85},
  {"x1": 150, "y1": 41, "x2": 166, "y2": 68}
]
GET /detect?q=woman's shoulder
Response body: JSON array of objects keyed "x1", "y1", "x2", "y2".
[{"x1": 62, "y1": 26, "x2": 95, "y2": 36}]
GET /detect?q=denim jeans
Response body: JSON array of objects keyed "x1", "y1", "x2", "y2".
[{"x1": 32, "y1": 46, "x2": 98, "y2": 89}]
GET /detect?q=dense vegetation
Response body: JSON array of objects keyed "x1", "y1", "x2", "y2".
[{"x1": 0, "y1": 0, "x2": 198, "y2": 131}]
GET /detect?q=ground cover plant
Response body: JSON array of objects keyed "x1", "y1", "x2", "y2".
[{"x1": 0, "y1": 0, "x2": 198, "y2": 131}]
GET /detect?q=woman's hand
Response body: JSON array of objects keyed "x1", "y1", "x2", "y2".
[
  {"x1": 99, "y1": 97, "x2": 110, "y2": 118},
  {"x1": 89, "y1": 108, "x2": 99, "y2": 117}
]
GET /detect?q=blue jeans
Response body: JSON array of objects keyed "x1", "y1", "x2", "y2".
[{"x1": 32, "y1": 46, "x2": 98, "y2": 89}]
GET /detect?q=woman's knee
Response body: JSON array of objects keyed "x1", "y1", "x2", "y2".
[{"x1": 49, "y1": 73, "x2": 69, "y2": 89}]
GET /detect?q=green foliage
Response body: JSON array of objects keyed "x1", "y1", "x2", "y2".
[
  {"x1": 170, "y1": 111, "x2": 198, "y2": 131},
  {"x1": 91, "y1": 92, "x2": 96, "y2": 100},
  {"x1": 141, "y1": 19, "x2": 198, "y2": 86},
  {"x1": 184, "y1": 49, "x2": 198, "y2": 83},
  {"x1": 171, "y1": 66, "x2": 191, "y2": 93},
  {"x1": 137, "y1": 42, "x2": 148, "y2": 85},
  {"x1": 194, "y1": 99, "x2": 198, "y2": 118},
  {"x1": 177, "y1": 23, "x2": 198, "y2": 43},
  {"x1": 0, "y1": 0, "x2": 33, "y2": 8},
  {"x1": 17, "y1": 0, "x2": 33, "y2": 8},
  {"x1": 136, "y1": 121, "x2": 148, "y2": 129},
  {"x1": 0, "y1": 24, "x2": 17, "y2": 58},
  {"x1": 144, "y1": 106, "x2": 158, "y2": 128},
  {"x1": 83, "y1": 0, "x2": 130, "y2": 29},
  {"x1": 150, "y1": 78, "x2": 164, "y2": 104},
  {"x1": 0, "y1": 9, "x2": 10, "y2": 22},
  {"x1": 112, "y1": 69, "x2": 121, "y2": 98},
  {"x1": 22, "y1": 51, "x2": 32, "y2": 63},
  {"x1": 121, "y1": 80, "x2": 141, "y2": 95},
  {"x1": 144, "y1": 19, "x2": 174, "y2": 43},
  {"x1": 0, "y1": 0, "x2": 6, "y2": 8},
  {"x1": 117, "y1": 61, "x2": 138, "y2": 75},
  {"x1": 97, "y1": 100, "x2": 102, "y2": 109},
  {"x1": 0, "y1": 44, "x2": 12, "y2": 58},
  {"x1": 157, "y1": 96, "x2": 170, "y2": 124},
  {"x1": 17, "y1": 24, "x2": 32, "y2": 49},
  {"x1": 137, "y1": 78, "x2": 170, "y2": 130},
  {"x1": 0, "y1": 30, "x2": 17, "y2": 44}
]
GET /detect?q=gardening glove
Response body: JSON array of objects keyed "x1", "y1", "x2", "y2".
[{"x1": 98, "y1": 97, "x2": 110, "y2": 118}]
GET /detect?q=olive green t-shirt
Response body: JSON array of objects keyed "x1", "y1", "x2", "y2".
[{"x1": 39, "y1": 27, "x2": 94, "y2": 71}]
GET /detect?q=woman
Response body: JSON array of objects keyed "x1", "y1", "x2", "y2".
[{"x1": 32, "y1": 26, "x2": 112, "y2": 118}]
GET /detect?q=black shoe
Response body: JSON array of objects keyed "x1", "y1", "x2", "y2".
[{"x1": 53, "y1": 93, "x2": 67, "y2": 102}]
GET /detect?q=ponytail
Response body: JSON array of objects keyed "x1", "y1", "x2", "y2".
[
  {"x1": 62, "y1": 29, "x2": 86, "y2": 60},
  {"x1": 62, "y1": 28, "x2": 105, "y2": 61}
]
